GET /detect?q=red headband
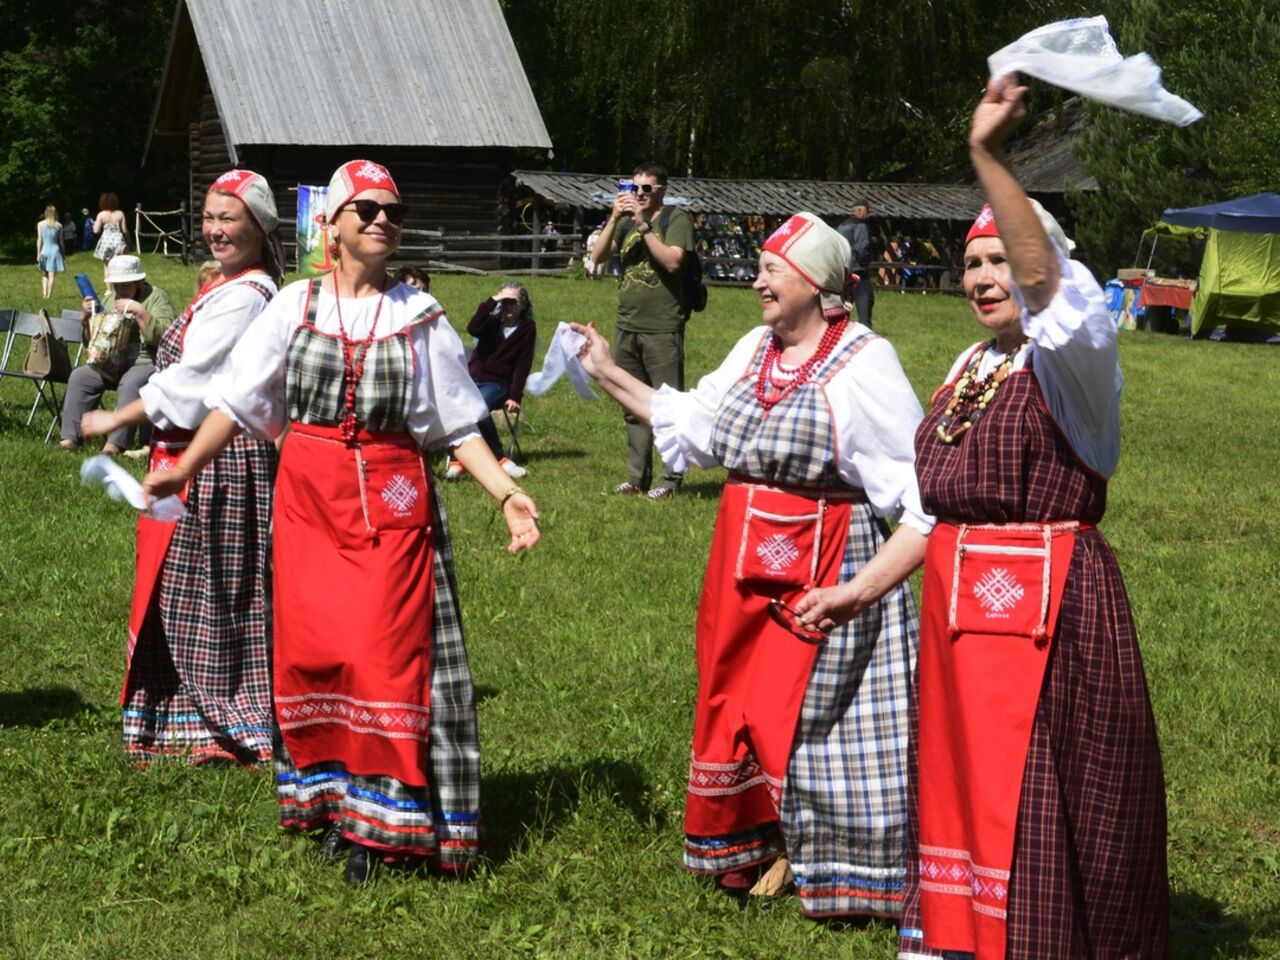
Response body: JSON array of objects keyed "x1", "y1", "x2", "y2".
[{"x1": 965, "y1": 204, "x2": 1000, "y2": 246}]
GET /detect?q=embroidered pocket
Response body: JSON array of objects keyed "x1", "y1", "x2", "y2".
[
  {"x1": 355, "y1": 443, "x2": 431, "y2": 533},
  {"x1": 735, "y1": 487, "x2": 825, "y2": 588},
  {"x1": 950, "y1": 525, "x2": 1067, "y2": 642}
]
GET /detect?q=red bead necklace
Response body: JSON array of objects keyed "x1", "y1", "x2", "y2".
[
  {"x1": 754, "y1": 317, "x2": 848, "y2": 411},
  {"x1": 330, "y1": 273, "x2": 388, "y2": 443},
  {"x1": 194, "y1": 263, "x2": 266, "y2": 303}
]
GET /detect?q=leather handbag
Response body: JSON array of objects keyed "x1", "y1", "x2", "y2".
[{"x1": 22, "y1": 309, "x2": 72, "y2": 382}]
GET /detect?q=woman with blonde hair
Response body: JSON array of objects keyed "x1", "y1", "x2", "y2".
[
  {"x1": 145, "y1": 160, "x2": 541, "y2": 885},
  {"x1": 36, "y1": 205, "x2": 65, "y2": 298}
]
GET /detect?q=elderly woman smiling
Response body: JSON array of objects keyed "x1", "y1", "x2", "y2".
[
  {"x1": 805, "y1": 76, "x2": 1170, "y2": 960},
  {"x1": 573, "y1": 213, "x2": 931, "y2": 919}
]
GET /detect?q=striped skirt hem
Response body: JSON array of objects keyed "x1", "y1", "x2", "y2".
[
  {"x1": 275, "y1": 760, "x2": 481, "y2": 867},
  {"x1": 684, "y1": 823, "x2": 785, "y2": 875}
]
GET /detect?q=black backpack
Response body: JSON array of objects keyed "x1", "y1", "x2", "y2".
[{"x1": 658, "y1": 206, "x2": 708, "y2": 313}]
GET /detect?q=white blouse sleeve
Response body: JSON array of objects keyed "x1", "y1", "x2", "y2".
[
  {"x1": 1018, "y1": 252, "x2": 1123, "y2": 476},
  {"x1": 651, "y1": 328, "x2": 767, "y2": 472},
  {"x1": 206, "y1": 281, "x2": 306, "y2": 440},
  {"x1": 407, "y1": 308, "x2": 487, "y2": 451},
  {"x1": 828, "y1": 337, "x2": 934, "y2": 535},
  {"x1": 140, "y1": 280, "x2": 277, "y2": 432}
]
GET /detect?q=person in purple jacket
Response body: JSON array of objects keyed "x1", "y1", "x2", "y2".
[{"x1": 447, "y1": 282, "x2": 537, "y2": 479}]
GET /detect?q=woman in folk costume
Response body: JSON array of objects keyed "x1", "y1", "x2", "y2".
[
  {"x1": 81, "y1": 169, "x2": 283, "y2": 765},
  {"x1": 806, "y1": 76, "x2": 1170, "y2": 959},
  {"x1": 571, "y1": 212, "x2": 931, "y2": 918},
  {"x1": 143, "y1": 160, "x2": 542, "y2": 886}
]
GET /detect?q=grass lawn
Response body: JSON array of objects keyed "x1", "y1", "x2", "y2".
[{"x1": 0, "y1": 251, "x2": 1277, "y2": 958}]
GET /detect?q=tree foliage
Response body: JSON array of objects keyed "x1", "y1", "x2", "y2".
[
  {"x1": 1070, "y1": 1, "x2": 1280, "y2": 275},
  {"x1": 0, "y1": 0, "x2": 176, "y2": 240},
  {"x1": 504, "y1": 0, "x2": 1093, "y2": 181}
]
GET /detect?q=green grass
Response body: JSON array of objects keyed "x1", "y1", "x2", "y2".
[{"x1": 1, "y1": 252, "x2": 1277, "y2": 958}]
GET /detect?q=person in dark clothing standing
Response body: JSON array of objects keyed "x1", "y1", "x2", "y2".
[
  {"x1": 446, "y1": 282, "x2": 537, "y2": 480},
  {"x1": 837, "y1": 201, "x2": 874, "y2": 329}
]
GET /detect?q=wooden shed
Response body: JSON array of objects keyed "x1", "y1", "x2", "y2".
[{"x1": 144, "y1": 0, "x2": 552, "y2": 260}]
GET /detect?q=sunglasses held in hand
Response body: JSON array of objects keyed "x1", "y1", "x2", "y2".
[
  {"x1": 339, "y1": 200, "x2": 409, "y2": 225},
  {"x1": 767, "y1": 598, "x2": 829, "y2": 645}
]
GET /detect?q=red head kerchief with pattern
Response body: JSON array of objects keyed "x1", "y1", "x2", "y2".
[
  {"x1": 965, "y1": 201, "x2": 1076, "y2": 255},
  {"x1": 325, "y1": 160, "x2": 400, "y2": 223},
  {"x1": 210, "y1": 169, "x2": 279, "y2": 234},
  {"x1": 763, "y1": 212, "x2": 858, "y2": 312}
]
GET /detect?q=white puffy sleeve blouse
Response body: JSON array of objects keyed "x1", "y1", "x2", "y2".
[
  {"x1": 650, "y1": 324, "x2": 934, "y2": 534},
  {"x1": 207, "y1": 280, "x2": 485, "y2": 450}
]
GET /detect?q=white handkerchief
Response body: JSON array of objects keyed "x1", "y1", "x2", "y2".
[
  {"x1": 989, "y1": 16, "x2": 1203, "y2": 126},
  {"x1": 525, "y1": 322, "x2": 598, "y2": 400},
  {"x1": 80, "y1": 455, "x2": 187, "y2": 522}
]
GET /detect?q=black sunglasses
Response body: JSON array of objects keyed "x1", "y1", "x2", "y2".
[
  {"x1": 340, "y1": 200, "x2": 408, "y2": 225},
  {"x1": 767, "y1": 598, "x2": 829, "y2": 645},
  {"x1": 633, "y1": 183, "x2": 659, "y2": 195}
]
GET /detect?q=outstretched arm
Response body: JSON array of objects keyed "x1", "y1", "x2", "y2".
[
  {"x1": 451, "y1": 435, "x2": 540, "y2": 554},
  {"x1": 82, "y1": 398, "x2": 149, "y2": 437},
  {"x1": 141, "y1": 408, "x2": 242, "y2": 500},
  {"x1": 568, "y1": 322, "x2": 655, "y2": 425},
  {"x1": 969, "y1": 74, "x2": 1060, "y2": 312}
]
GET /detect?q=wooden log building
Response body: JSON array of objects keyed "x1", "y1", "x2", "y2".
[{"x1": 143, "y1": 0, "x2": 552, "y2": 262}]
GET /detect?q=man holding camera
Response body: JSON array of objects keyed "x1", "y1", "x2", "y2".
[{"x1": 589, "y1": 160, "x2": 693, "y2": 500}]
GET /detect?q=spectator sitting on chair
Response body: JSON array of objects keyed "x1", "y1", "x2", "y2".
[
  {"x1": 59, "y1": 254, "x2": 176, "y2": 455},
  {"x1": 446, "y1": 282, "x2": 536, "y2": 480},
  {"x1": 395, "y1": 264, "x2": 430, "y2": 292}
]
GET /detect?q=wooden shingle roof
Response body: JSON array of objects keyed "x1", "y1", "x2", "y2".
[
  {"x1": 147, "y1": 0, "x2": 552, "y2": 163},
  {"x1": 514, "y1": 171, "x2": 987, "y2": 222}
]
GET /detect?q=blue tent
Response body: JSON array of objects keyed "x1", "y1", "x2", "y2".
[{"x1": 1162, "y1": 192, "x2": 1280, "y2": 234}]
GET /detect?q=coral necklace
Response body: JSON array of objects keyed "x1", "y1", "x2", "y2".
[
  {"x1": 193, "y1": 263, "x2": 265, "y2": 305},
  {"x1": 331, "y1": 273, "x2": 387, "y2": 443},
  {"x1": 935, "y1": 338, "x2": 1028, "y2": 444},
  {"x1": 754, "y1": 317, "x2": 848, "y2": 411}
]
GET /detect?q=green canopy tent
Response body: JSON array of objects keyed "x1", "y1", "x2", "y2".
[{"x1": 1161, "y1": 193, "x2": 1280, "y2": 336}]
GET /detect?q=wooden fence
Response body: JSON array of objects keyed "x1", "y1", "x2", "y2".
[{"x1": 131, "y1": 207, "x2": 959, "y2": 291}]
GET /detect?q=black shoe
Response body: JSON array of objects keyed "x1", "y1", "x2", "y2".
[
  {"x1": 317, "y1": 825, "x2": 351, "y2": 863},
  {"x1": 343, "y1": 843, "x2": 377, "y2": 886}
]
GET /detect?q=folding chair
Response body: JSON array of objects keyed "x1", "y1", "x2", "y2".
[
  {"x1": 0, "y1": 312, "x2": 83, "y2": 441},
  {"x1": 500, "y1": 406, "x2": 534, "y2": 462}
]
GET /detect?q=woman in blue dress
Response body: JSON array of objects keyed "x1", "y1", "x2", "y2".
[{"x1": 37, "y1": 205, "x2": 65, "y2": 299}]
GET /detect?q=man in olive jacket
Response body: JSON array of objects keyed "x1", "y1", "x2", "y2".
[{"x1": 589, "y1": 160, "x2": 694, "y2": 501}]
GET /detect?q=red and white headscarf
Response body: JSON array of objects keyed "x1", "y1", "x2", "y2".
[
  {"x1": 762, "y1": 212, "x2": 857, "y2": 313},
  {"x1": 325, "y1": 160, "x2": 399, "y2": 223},
  {"x1": 210, "y1": 169, "x2": 278, "y2": 234},
  {"x1": 965, "y1": 201, "x2": 1076, "y2": 255}
]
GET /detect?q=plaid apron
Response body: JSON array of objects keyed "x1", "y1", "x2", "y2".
[
  {"x1": 900, "y1": 367, "x2": 1169, "y2": 959},
  {"x1": 123, "y1": 279, "x2": 277, "y2": 765},
  {"x1": 684, "y1": 328, "x2": 919, "y2": 919},
  {"x1": 272, "y1": 280, "x2": 481, "y2": 866}
]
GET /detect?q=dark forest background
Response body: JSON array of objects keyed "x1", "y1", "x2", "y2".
[{"x1": 1, "y1": 0, "x2": 1277, "y2": 275}]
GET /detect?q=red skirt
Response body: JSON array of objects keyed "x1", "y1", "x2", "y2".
[
  {"x1": 272, "y1": 422, "x2": 437, "y2": 787},
  {"x1": 124, "y1": 428, "x2": 194, "y2": 699},
  {"x1": 915, "y1": 521, "x2": 1078, "y2": 958},
  {"x1": 684, "y1": 479, "x2": 855, "y2": 844}
]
